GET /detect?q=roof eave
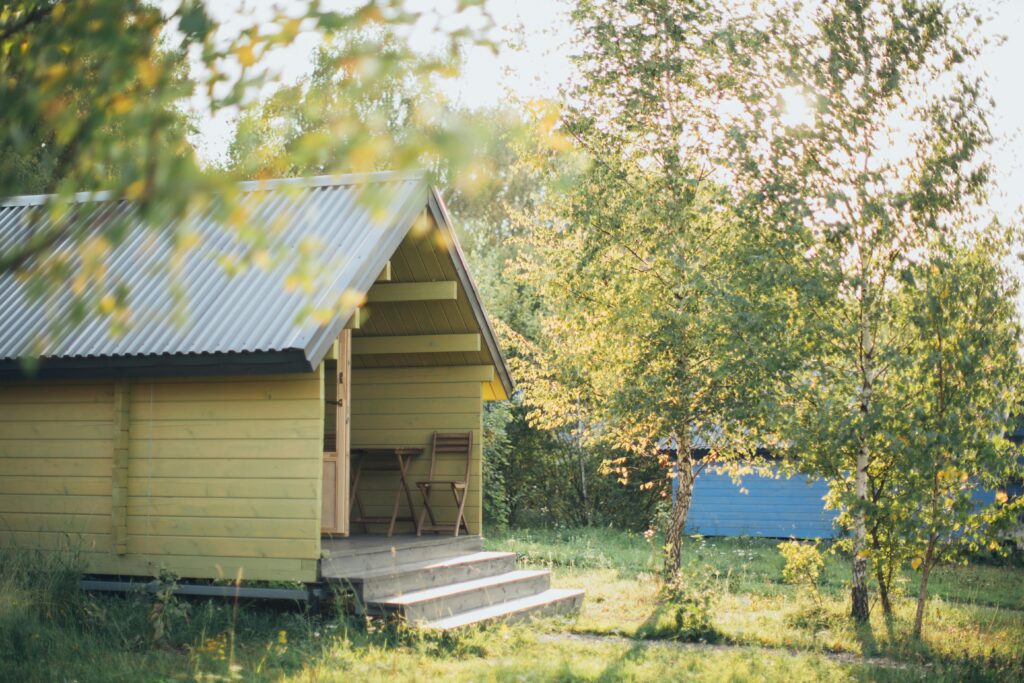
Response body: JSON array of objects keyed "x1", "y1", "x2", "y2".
[{"x1": 427, "y1": 188, "x2": 516, "y2": 400}]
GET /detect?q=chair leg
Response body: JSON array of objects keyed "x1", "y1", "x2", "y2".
[
  {"x1": 416, "y1": 484, "x2": 433, "y2": 536},
  {"x1": 452, "y1": 484, "x2": 469, "y2": 538}
]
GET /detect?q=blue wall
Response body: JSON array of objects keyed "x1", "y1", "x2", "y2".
[{"x1": 684, "y1": 467, "x2": 839, "y2": 539}]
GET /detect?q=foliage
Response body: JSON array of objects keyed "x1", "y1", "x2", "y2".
[
  {"x1": 654, "y1": 565, "x2": 722, "y2": 643},
  {"x1": 481, "y1": 400, "x2": 513, "y2": 529},
  {"x1": 778, "y1": 540, "x2": 826, "y2": 612},
  {"x1": 721, "y1": 0, "x2": 1018, "y2": 624},
  {"x1": 1, "y1": 0, "x2": 497, "y2": 352},
  {"x1": 778, "y1": 541, "x2": 825, "y2": 592},
  {"x1": 2, "y1": 534, "x2": 1022, "y2": 681},
  {"x1": 511, "y1": 0, "x2": 765, "y2": 575}
]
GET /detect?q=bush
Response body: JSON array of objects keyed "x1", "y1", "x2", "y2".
[
  {"x1": 777, "y1": 541, "x2": 824, "y2": 594},
  {"x1": 655, "y1": 566, "x2": 722, "y2": 643},
  {"x1": 777, "y1": 540, "x2": 828, "y2": 630}
]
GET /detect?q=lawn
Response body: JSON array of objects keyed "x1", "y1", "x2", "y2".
[{"x1": 1, "y1": 529, "x2": 1021, "y2": 682}]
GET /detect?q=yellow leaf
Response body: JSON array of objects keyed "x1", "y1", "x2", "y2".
[
  {"x1": 251, "y1": 249, "x2": 270, "y2": 270},
  {"x1": 99, "y1": 294, "x2": 116, "y2": 314},
  {"x1": 236, "y1": 44, "x2": 255, "y2": 67},
  {"x1": 110, "y1": 94, "x2": 132, "y2": 115},
  {"x1": 911, "y1": 557, "x2": 922, "y2": 570},
  {"x1": 995, "y1": 491, "x2": 1008, "y2": 504},
  {"x1": 137, "y1": 59, "x2": 160, "y2": 88},
  {"x1": 989, "y1": 540, "x2": 999, "y2": 551},
  {"x1": 123, "y1": 180, "x2": 146, "y2": 201}
]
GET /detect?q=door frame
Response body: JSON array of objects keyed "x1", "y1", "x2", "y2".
[{"x1": 321, "y1": 329, "x2": 351, "y2": 536}]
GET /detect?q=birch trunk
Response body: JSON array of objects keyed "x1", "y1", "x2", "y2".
[
  {"x1": 912, "y1": 533, "x2": 937, "y2": 638},
  {"x1": 852, "y1": 315, "x2": 872, "y2": 623},
  {"x1": 665, "y1": 435, "x2": 695, "y2": 576}
]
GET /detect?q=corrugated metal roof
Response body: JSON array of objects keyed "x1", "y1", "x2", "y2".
[{"x1": 0, "y1": 172, "x2": 429, "y2": 370}]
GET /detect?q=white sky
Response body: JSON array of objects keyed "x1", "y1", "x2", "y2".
[{"x1": 191, "y1": 0, "x2": 1023, "y2": 223}]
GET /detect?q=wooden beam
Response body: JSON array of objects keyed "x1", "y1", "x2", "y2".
[
  {"x1": 375, "y1": 261, "x2": 392, "y2": 282},
  {"x1": 352, "y1": 334, "x2": 481, "y2": 355},
  {"x1": 344, "y1": 308, "x2": 364, "y2": 330},
  {"x1": 112, "y1": 381, "x2": 130, "y2": 555},
  {"x1": 366, "y1": 281, "x2": 457, "y2": 303}
]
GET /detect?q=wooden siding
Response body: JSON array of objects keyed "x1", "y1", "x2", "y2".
[
  {"x1": 0, "y1": 372, "x2": 324, "y2": 582},
  {"x1": 685, "y1": 466, "x2": 838, "y2": 539},
  {"x1": 349, "y1": 366, "x2": 483, "y2": 534}
]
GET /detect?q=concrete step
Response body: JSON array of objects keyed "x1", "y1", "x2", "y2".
[
  {"x1": 422, "y1": 588, "x2": 586, "y2": 630},
  {"x1": 350, "y1": 551, "x2": 517, "y2": 603},
  {"x1": 369, "y1": 569, "x2": 552, "y2": 624},
  {"x1": 321, "y1": 534, "x2": 483, "y2": 576}
]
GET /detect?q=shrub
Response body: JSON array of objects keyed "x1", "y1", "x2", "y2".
[
  {"x1": 655, "y1": 566, "x2": 722, "y2": 643},
  {"x1": 777, "y1": 541, "x2": 824, "y2": 593}
]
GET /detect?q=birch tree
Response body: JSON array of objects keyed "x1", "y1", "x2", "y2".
[
  {"x1": 724, "y1": 0, "x2": 1003, "y2": 622},
  {"x1": 512, "y1": 0, "x2": 759, "y2": 575}
]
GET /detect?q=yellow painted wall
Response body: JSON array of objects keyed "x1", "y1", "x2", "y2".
[
  {"x1": 0, "y1": 371, "x2": 323, "y2": 582},
  {"x1": 349, "y1": 366, "x2": 483, "y2": 534}
]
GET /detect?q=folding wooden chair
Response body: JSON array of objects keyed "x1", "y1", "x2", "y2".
[{"x1": 415, "y1": 432, "x2": 473, "y2": 536}]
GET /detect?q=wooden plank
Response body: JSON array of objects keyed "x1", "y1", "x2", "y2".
[
  {"x1": 80, "y1": 551, "x2": 314, "y2": 582},
  {"x1": 0, "y1": 530, "x2": 111, "y2": 552},
  {"x1": 0, "y1": 494, "x2": 111, "y2": 515},
  {"x1": 127, "y1": 379, "x2": 320, "y2": 402},
  {"x1": 339, "y1": 330, "x2": 351, "y2": 536},
  {"x1": 127, "y1": 536, "x2": 318, "y2": 560},
  {"x1": 0, "y1": 441, "x2": 112, "y2": 458},
  {"x1": 0, "y1": 384, "x2": 115, "y2": 403},
  {"x1": 0, "y1": 403, "x2": 114, "y2": 421},
  {"x1": 352, "y1": 334, "x2": 481, "y2": 355},
  {"x1": 366, "y1": 281, "x2": 458, "y2": 303},
  {"x1": 344, "y1": 308, "x2": 363, "y2": 330},
  {"x1": 351, "y1": 413, "x2": 480, "y2": 430},
  {"x1": 127, "y1": 497, "x2": 318, "y2": 520},
  {"x1": 352, "y1": 397, "x2": 482, "y2": 415},
  {"x1": 321, "y1": 458, "x2": 338, "y2": 532},
  {"x1": 126, "y1": 478, "x2": 319, "y2": 499},
  {"x1": 126, "y1": 516, "x2": 318, "y2": 540},
  {"x1": 0, "y1": 477, "x2": 109, "y2": 496},
  {"x1": 130, "y1": 399, "x2": 321, "y2": 422},
  {"x1": 126, "y1": 419, "x2": 321, "y2": 440},
  {"x1": 375, "y1": 260, "x2": 392, "y2": 282},
  {"x1": 112, "y1": 381, "x2": 130, "y2": 554},
  {"x1": 0, "y1": 423, "x2": 113, "y2": 440},
  {"x1": 0, "y1": 458, "x2": 113, "y2": 477},
  {"x1": 122, "y1": 439, "x2": 318, "y2": 460},
  {"x1": 351, "y1": 382, "x2": 483, "y2": 400},
  {"x1": 351, "y1": 366, "x2": 494, "y2": 384},
  {"x1": 129, "y1": 458, "x2": 321, "y2": 479},
  {"x1": 0, "y1": 512, "x2": 110, "y2": 534}
]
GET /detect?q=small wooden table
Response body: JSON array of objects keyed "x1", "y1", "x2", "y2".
[{"x1": 348, "y1": 447, "x2": 424, "y2": 537}]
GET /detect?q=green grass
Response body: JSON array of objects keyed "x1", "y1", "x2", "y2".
[{"x1": 1, "y1": 530, "x2": 1021, "y2": 682}]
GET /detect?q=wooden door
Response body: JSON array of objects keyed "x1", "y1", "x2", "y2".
[{"x1": 321, "y1": 330, "x2": 351, "y2": 536}]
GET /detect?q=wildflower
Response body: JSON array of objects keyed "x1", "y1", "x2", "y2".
[
  {"x1": 643, "y1": 529, "x2": 655, "y2": 541},
  {"x1": 278, "y1": 630, "x2": 287, "y2": 644}
]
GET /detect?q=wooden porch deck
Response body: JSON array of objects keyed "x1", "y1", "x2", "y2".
[{"x1": 319, "y1": 533, "x2": 483, "y2": 579}]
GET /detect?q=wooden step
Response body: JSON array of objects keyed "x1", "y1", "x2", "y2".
[
  {"x1": 369, "y1": 569, "x2": 551, "y2": 623},
  {"x1": 320, "y1": 534, "x2": 483, "y2": 576},
  {"x1": 422, "y1": 588, "x2": 585, "y2": 630},
  {"x1": 348, "y1": 551, "x2": 517, "y2": 603}
]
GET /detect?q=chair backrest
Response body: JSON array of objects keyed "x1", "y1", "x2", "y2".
[{"x1": 428, "y1": 432, "x2": 473, "y2": 484}]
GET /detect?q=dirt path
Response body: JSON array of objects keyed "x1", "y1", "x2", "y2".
[{"x1": 537, "y1": 631, "x2": 915, "y2": 671}]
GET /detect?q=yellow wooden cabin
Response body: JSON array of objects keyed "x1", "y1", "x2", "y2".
[{"x1": 0, "y1": 172, "x2": 519, "y2": 591}]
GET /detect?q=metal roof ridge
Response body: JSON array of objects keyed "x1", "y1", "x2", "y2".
[{"x1": 0, "y1": 169, "x2": 429, "y2": 208}]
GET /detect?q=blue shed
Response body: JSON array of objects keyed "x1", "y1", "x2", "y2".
[{"x1": 684, "y1": 466, "x2": 839, "y2": 539}]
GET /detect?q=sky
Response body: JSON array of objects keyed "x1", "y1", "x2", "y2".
[{"x1": 192, "y1": 0, "x2": 1024, "y2": 222}]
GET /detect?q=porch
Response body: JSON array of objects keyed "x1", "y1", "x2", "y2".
[{"x1": 318, "y1": 533, "x2": 583, "y2": 630}]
